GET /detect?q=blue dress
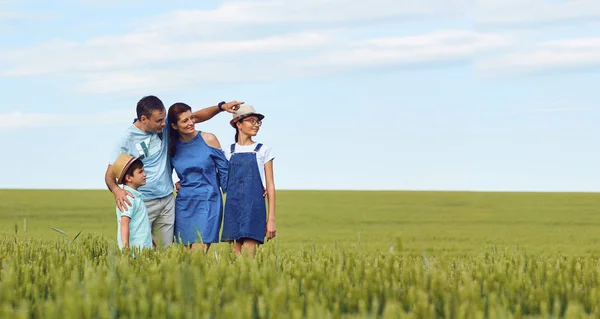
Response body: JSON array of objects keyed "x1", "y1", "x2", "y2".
[
  {"x1": 171, "y1": 132, "x2": 228, "y2": 245},
  {"x1": 221, "y1": 143, "x2": 267, "y2": 244}
]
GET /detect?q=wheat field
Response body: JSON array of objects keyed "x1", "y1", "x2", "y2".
[{"x1": 1, "y1": 190, "x2": 600, "y2": 317}]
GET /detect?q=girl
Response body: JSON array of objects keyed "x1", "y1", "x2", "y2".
[
  {"x1": 167, "y1": 102, "x2": 228, "y2": 253},
  {"x1": 221, "y1": 105, "x2": 276, "y2": 256}
]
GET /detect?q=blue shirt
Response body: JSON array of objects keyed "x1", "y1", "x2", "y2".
[
  {"x1": 111, "y1": 122, "x2": 173, "y2": 200},
  {"x1": 116, "y1": 185, "x2": 153, "y2": 249}
]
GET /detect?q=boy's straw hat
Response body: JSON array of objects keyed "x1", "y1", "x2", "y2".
[
  {"x1": 230, "y1": 105, "x2": 264, "y2": 128},
  {"x1": 112, "y1": 153, "x2": 142, "y2": 184}
]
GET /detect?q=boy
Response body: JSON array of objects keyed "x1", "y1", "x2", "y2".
[{"x1": 112, "y1": 153, "x2": 153, "y2": 250}]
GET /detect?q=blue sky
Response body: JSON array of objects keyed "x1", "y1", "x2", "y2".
[{"x1": 1, "y1": 0, "x2": 599, "y2": 191}]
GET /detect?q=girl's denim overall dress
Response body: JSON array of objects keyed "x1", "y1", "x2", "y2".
[{"x1": 221, "y1": 143, "x2": 267, "y2": 244}]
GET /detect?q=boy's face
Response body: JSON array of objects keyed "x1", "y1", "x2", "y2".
[{"x1": 126, "y1": 166, "x2": 147, "y2": 187}]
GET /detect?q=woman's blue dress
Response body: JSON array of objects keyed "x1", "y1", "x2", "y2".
[{"x1": 171, "y1": 132, "x2": 228, "y2": 244}]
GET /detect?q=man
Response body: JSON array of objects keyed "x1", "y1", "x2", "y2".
[{"x1": 105, "y1": 95, "x2": 242, "y2": 249}]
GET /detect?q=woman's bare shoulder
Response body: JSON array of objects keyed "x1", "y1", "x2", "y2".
[{"x1": 201, "y1": 132, "x2": 221, "y2": 149}]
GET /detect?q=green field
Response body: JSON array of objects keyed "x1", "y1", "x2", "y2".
[
  {"x1": 1, "y1": 190, "x2": 600, "y2": 255},
  {"x1": 2, "y1": 190, "x2": 600, "y2": 318}
]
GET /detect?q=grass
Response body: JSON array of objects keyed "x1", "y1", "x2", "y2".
[
  {"x1": 1, "y1": 189, "x2": 600, "y2": 255},
  {"x1": 3, "y1": 189, "x2": 600, "y2": 318}
]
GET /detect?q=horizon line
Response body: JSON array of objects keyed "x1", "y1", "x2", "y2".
[{"x1": 0, "y1": 188, "x2": 598, "y2": 194}]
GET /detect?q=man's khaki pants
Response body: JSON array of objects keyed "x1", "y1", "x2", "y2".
[{"x1": 144, "y1": 193, "x2": 175, "y2": 249}]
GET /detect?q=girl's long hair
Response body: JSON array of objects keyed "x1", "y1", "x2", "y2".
[
  {"x1": 233, "y1": 116, "x2": 248, "y2": 143},
  {"x1": 167, "y1": 103, "x2": 192, "y2": 157}
]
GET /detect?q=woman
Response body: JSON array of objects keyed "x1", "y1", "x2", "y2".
[
  {"x1": 168, "y1": 102, "x2": 228, "y2": 252},
  {"x1": 222, "y1": 105, "x2": 276, "y2": 256}
]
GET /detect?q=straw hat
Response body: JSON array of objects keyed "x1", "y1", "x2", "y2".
[
  {"x1": 112, "y1": 153, "x2": 142, "y2": 184},
  {"x1": 230, "y1": 105, "x2": 264, "y2": 128}
]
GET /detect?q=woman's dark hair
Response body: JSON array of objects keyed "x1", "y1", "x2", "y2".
[{"x1": 167, "y1": 102, "x2": 192, "y2": 157}]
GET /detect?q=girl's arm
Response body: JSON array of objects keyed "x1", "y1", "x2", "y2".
[
  {"x1": 120, "y1": 216, "x2": 131, "y2": 249},
  {"x1": 265, "y1": 160, "x2": 276, "y2": 240}
]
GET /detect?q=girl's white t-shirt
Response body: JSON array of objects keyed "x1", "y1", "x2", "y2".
[{"x1": 224, "y1": 143, "x2": 275, "y2": 188}]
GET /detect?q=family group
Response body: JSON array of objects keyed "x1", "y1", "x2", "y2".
[{"x1": 105, "y1": 96, "x2": 276, "y2": 256}]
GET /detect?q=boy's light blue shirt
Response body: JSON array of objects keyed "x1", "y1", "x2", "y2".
[
  {"x1": 116, "y1": 185, "x2": 153, "y2": 250},
  {"x1": 110, "y1": 122, "x2": 173, "y2": 200}
]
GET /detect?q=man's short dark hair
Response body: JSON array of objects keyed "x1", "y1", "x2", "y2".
[
  {"x1": 122, "y1": 159, "x2": 144, "y2": 185},
  {"x1": 137, "y1": 95, "x2": 165, "y2": 121}
]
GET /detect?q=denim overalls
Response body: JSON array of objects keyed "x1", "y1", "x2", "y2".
[{"x1": 221, "y1": 143, "x2": 267, "y2": 244}]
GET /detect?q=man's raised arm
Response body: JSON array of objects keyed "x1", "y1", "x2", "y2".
[{"x1": 191, "y1": 101, "x2": 244, "y2": 124}]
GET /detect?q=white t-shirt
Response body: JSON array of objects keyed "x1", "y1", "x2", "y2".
[{"x1": 224, "y1": 143, "x2": 275, "y2": 188}]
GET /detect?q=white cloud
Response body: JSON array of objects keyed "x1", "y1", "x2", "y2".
[
  {"x1": 0, "y1": 11, "x2": 17, "y2": 19},
  {"x1": 477, "y1": 37, "x2": 600, "y2": 76},
  {"x1": 151, "y1": 0, "x2": 469, "y2": 26},
  {"x1": 1, "y1": 12, "x2": 512, "y2": 94},
  {"x1": 74, "y1": 63, "x2": 283, "y2": 95},
  {"x1": 508, "y1": 101, "x2": 598, "y2": 115},
  {"x1": 0, "y1": 0, "x2": 473, "y2": 78},
  {"x1": 0, "y1": 32, "x2": 332, "y2": 77},
  {"x1": 53, "y1": 30, "x2": 512, "y2": 94},
  {"x1": 531, "y1": 107, "x2": 596, "y2": 113},
  {"x1": 0, "y1": 110, "x2": 134, "y2": 130},
  {"x1": 0, "y1": 10, "x2": 56, "y2": 21},
  {"x1": 301, "y1": 30, "x2": 510, "y2": 70},
  {"x1": 171, "y1": 0, "x2": 597, "y2": 27},
  {"x1": 476, "y1": 0, "x2": 600, "y2": 26},
  {"x1": 1, "y1": 0, "x2": 597, "y2": 94}
]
